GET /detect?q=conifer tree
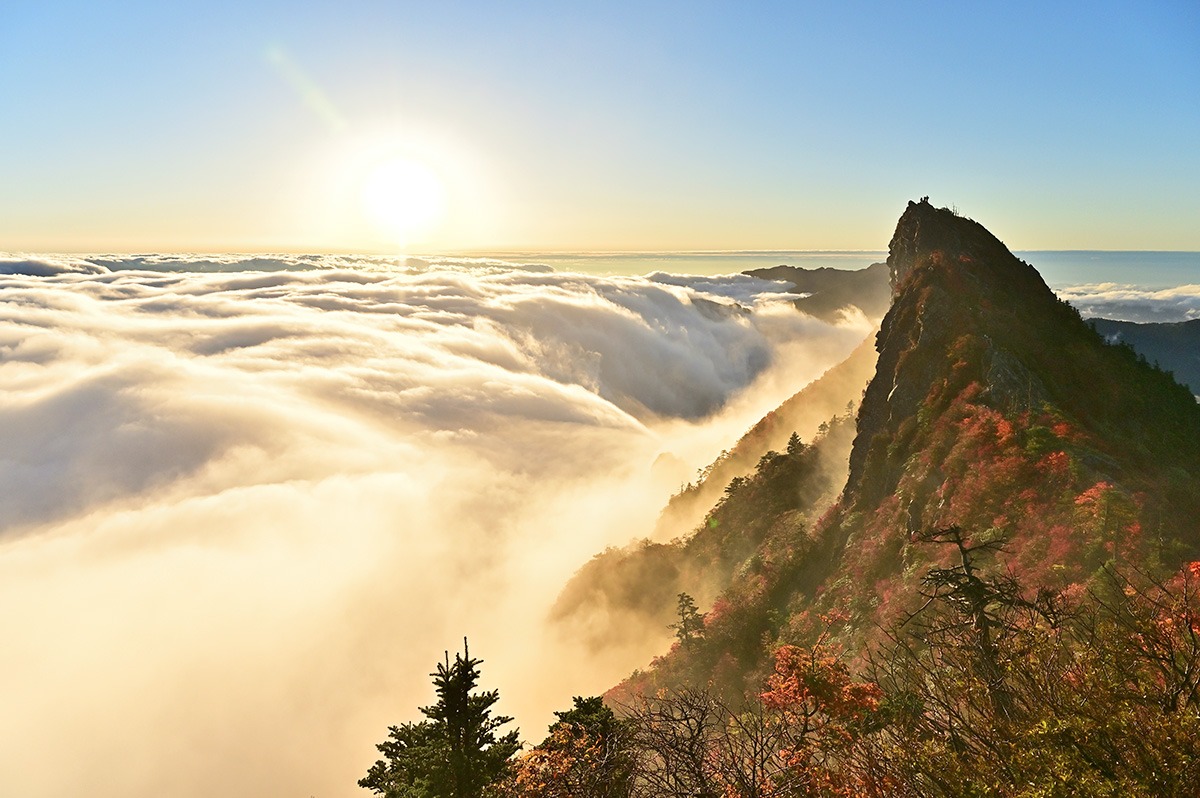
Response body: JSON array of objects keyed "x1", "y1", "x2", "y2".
[
  {"x1": 360, "y1": 639, "x2": 520, "y2": 798},
  {"x1": 786, "y1": 431, "x2": 803, "y2": 456},
  {"x1": 669, "y1": 593, "x2": 705, "y2": 645}
]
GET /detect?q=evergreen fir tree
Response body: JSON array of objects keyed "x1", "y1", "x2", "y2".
[
  {"x1": 786, "y1": 431, "x2": 803, "y2": 456},
  {"x1": 360, "y1": 639, "x2": 520, "y2": 798},
  {"x1": 669, "y1": 592, "x2": 705, "y2": 645}
]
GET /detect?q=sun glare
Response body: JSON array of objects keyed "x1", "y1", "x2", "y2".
[{"x1": 360, "y1": 158, "x2": 447, "y2": 246}]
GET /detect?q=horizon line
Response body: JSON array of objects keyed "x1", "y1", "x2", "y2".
[{"x1": 4, "y1": 247, "x2": 1199, "y2": 259}]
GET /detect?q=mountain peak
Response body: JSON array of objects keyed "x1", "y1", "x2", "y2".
[
  {"x1": 849, "y1": 200, "x2": 1058, "y2": 509},
  {"x1": 848, "y1": 200, "x2": 1200, "y2": 541},
  {"x1": 886, "y1": 198, "x2": 1046, "y2": 298}
]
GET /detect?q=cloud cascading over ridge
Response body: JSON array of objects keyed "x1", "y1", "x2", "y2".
[{"x1": 0, "y1": 255, "x2": 872, "y2": 798}]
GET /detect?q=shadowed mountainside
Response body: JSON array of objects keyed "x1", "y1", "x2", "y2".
[{"x1": 1089, "y1": 317, "x2": 1200, "y2": 396}]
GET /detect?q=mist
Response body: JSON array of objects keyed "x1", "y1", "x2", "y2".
[{"x1": 0, "y1": 256, "x2": 871, "y2": 797}]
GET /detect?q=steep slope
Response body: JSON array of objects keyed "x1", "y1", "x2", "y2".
[
  {"x1": 551, "y1": 408, "x2": 859, "y2": 662},
  {"x1": 549, "y1": 305, "x2": 882, "y2": 658},
  {"x1": 654, "y1": 334, "x2": 877, "y2": 539},
  {"x1": 1089, "y1": 317, "x2": 1200, "y2": 395},
  {"x1": 613, "y1": 199, "x2": 1200, "y2": 698},
  {"x1": 550, "y1": 334, "x2": 878, "y2": 657}
]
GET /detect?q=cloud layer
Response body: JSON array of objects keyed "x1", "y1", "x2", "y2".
[
  {"x1": 1058, "y1": 282, "x2": 1200, "y2": 323},
  {"x1": 0, "y1": 257, "x2": 869, "y2": 798}
]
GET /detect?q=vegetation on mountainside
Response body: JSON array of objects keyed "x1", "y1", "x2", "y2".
[
  {"x1": 551, "y1": 409, "x2": 858, "y2": 659},
  {"x1": 370, "y1": 553, "x2": 1200, "y2": 797},
  {"x1": 864, "y1": 541, "x2": 1200, "y2": 796},
  {"x1": 594, "y1": 200, "x2": 1200, "y2": 768},
  {"x1": 654, "y1": 334, "x2": 877, "y2": 541},
  {"x1": 625, "y1": 202, "x2": 1200, "y2": 695}
]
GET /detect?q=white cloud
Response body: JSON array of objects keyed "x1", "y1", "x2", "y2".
[
  {"x1": 1058, "y1": 282, "x2": 1200, "y2": 323},
  {"x1": 646, "y1": 271, "x2": 807, "y2": 305},
  {"x1": 0, "y1": 258, "x2": 869, "y2": 797},
  {"x1": 0, "y1": 255, "x2": 109, "y2": 275}
]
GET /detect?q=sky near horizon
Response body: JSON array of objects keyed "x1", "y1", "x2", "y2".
[{"x1": 2, "y1": 1, "x2": 1197, "y2": 254}]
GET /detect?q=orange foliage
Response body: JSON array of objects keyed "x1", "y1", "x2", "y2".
[
  {"x1": 757, "y1": 644, "x2": 883, "y2": 797},
  {"x1": 506, "y1": 726, "x2": 610, "y2": 798},
  {"x1": 761, "y1": 644, "x2": 882, "y2": 722}
]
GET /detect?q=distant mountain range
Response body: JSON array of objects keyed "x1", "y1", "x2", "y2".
[
  {"x1": 744, "y1": 262, "x2": 891, "y2": 323},
  {"x1": 1089, "y1": 317, "x2": 1200, "y2": 396}
]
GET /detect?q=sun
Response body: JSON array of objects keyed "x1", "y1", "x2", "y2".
[{"x1": 360, "y1": 157, "x2": 447, "y2": 246}]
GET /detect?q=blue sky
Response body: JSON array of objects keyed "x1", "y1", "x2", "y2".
[{"x1": 1, "y1": 0, "x2": 1197, "y2": 252}]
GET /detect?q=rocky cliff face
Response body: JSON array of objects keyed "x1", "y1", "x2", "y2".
[
  {"x1": 846, "y1": 199, "x2": 1200, "y2": 535},
  {"x1": 848, "y1": 200, "x2": 1061, "y2": 509}
]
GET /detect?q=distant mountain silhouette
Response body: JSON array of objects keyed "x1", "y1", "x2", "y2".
[
  {"x1": 1089, "y1": 317, "x2": 1200, "y2": 396},
  {"x1": 744, "y1": 262, "x2": 890, "y2": 322}
]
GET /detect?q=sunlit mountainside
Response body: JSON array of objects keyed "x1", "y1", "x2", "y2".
[{"x1": 602, "y1": 198, "x2": 1200, "y2": 685}]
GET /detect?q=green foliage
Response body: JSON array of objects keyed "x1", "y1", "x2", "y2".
[
  {"x1": 361, "y1": 640, "x2": 520, "y2": 798},
  {"x1": 550, "y1": 696, "x2": 623, "y2": 740},
  {"x1": 786, "y1": 431, "x2": 804, "y2": 457},
  {"x1": 669, "y1": 592, "x2": 705, "y2": 645},
  {"x1": 360, "y1": 722, "x2": 445, "y2": 798}
]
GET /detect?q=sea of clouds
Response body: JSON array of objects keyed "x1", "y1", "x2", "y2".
[
  {"x1": 0, "y1": 254, "x2": 873, "y2": 798},
  {"x1": 1055, "y1": 282, "x2": 1200, "y2": 323}
]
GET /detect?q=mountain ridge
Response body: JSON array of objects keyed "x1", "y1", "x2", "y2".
[
  {"x1": 848, "y1": 200, "x2": 1200, "y2": 538},
  {"x1": 743, "y1": 262, "x2": 891, "y2": 322},
  {"x1": 1089, "y1": 317, "x2": 1200, "y2": 396},
  {"x1": 607, "y1": 199, "x2": 1200, "y2": 699}
]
